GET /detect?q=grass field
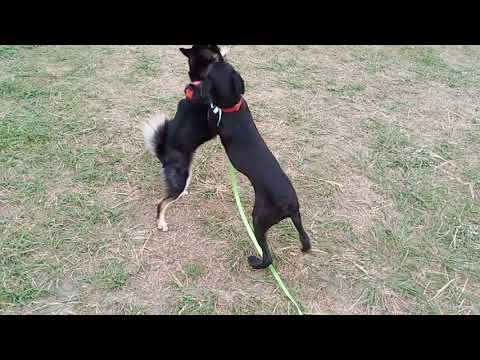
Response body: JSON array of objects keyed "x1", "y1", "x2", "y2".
[{"x1": 1, "y1": 45, "x2": 479, "y2": 314}]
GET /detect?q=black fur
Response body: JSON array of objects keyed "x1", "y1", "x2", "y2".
[
  {"x1": 202, "y1": 61, "x2": 312, "y2": 269},
  {"x1": 146, "y1": 45, "x2": 222, "y2": 231},
  {"x1": 156, "y1": 99, "x2": 213, "y2": 192},
  {"x1": 180, "y1": 45, "x2": 225, "y2": 82}
]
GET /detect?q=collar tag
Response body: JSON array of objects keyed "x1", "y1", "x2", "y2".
[{"x1": 211, "y1": 103, "x2": 222, "y2": 127}]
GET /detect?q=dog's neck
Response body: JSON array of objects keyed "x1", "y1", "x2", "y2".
[
  {"x1": 218, "y1": 97, "x2": 243, "y2": 113},
  {"x1": 210, "y1": 97, "x2": 244, "y2": 127}
]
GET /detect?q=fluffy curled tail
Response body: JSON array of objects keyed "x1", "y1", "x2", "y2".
[{"x1": 143, "y1": 112, "x2": 167, "y2": 158}]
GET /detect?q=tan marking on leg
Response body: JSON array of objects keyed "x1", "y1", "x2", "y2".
[
  {"x1": 157, "y1": 166, "x2": 192, "y2": 231},
  {"x1": 180, "y1": 161, "x2": 193, "y2": 197},
  {"x1": 158, "y1": 198, "x2": 177, "y2": 232}
]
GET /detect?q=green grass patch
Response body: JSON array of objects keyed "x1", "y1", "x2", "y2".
[
  {"x1": 327, "y1": 82, "x2": 366, "y2": 96},
  {"x1": 354, "y1": 115, "x2": 480, "y2": 313},
  {"x1": 89, "y1": 260, "x2": 129, "y2": 290},
  {"x1": 175, "y1": 293, "x2": 217, "y2": 315},
  {"x1": 182, "y1": 262, "x2": 206, "y2": 280}
]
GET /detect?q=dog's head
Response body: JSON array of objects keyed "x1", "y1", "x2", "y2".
[
  {"x1": 179, "y1": 45, "x2": 229, "y2": 81},
  {"x1": 200, "y1": 61, "x2": 245, "y2": 108}
]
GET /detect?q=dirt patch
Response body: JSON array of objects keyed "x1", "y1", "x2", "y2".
[
  {"x1": 332, "y1": 172, "x2": 381, "y2": 235},
  {"x1": 44, "y1": 64, "x2": 74, "y2": 77},
  {"x1": 103, "y1": 190, "x2": 293, "y2": 314},
  {"x1": 11, "y1": 280, "x2": 82, "y2": 315}
]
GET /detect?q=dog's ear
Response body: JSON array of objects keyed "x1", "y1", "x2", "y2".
[
  {"x1": 206, "y1": 45, "x2": 220, "y2": 51},
  {"x1": 179, "y1": 47, "x2": 192, "y2": 58},
  {"x1": 219, "y1": 46, "x2": 230, "y2": 57},
  {"x1": 204, "y1": 45, "x2": 224, "y2": 61},
  {"x1": 231, "y1": 70, "x2": 245, "y2": 95}
]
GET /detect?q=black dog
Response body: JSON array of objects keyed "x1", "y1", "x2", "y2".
[
  {"x1": 197, "y1": 61, "x2": 312, "y2": 269},
  {"x1": 143, "y1": 45, "x2": 227, "y2": 231}
]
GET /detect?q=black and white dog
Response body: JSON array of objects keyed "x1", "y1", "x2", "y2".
[
  {"x1": 197, "y1": 61, "x2": 312, "y2": 269},
  {"x1": 143, "y1": 45, "x2": 227, "y2": 231}
]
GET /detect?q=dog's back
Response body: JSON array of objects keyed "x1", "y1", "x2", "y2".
[
  {"x1": 217, "y1": 102, "x2": 297, "y2": 204},
  {"x1": 164, "y1": 99, "x2": 213, "y2": 155},
  {"x1": 202, "y1": 63, "x2": 297, "y2": 204}
]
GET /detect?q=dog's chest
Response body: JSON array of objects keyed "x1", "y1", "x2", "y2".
[
  {"x1": 218, "y1": 123, "x2": 236, "y2": 142},
  {"x1": 207, "y1": 113, "x2": 231, "y2": 141}
]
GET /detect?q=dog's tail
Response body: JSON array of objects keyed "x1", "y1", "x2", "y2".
[{"x1": 143, "y1": 112, "x2": 167, "y2": 158}]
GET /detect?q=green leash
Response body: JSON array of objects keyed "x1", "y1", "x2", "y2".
[{"x1": 228, "y1": 161, "x2": 304, "y2": 315}]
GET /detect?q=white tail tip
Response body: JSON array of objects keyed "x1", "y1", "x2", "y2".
[{"x1": 143, "y1": 112, "x2": 166, "y2": 156}]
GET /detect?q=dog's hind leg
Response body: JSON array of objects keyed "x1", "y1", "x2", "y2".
[
  {"x1": 290, "y1": 211, "x2": 311, "y2": 252},
  {"x1": 180, "y1": 160, "x2": 193, "y2": 197},
  {"x1": 247, "y1": 201, "x2": 277, "y2": 270},
  {"x1": 156, "y1": 167, "x2": 189, "y2": 232},
  {"x1": 156, "y1": 196, "x2": 180, "y2": 232}
]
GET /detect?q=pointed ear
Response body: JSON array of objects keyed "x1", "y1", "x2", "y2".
[
  {"x1": 219, "y1": 46, "x2": 230, "y2": 57},
  {"x1": 232, "y1": 71, "x2": 245, "y2": 95},
  {"x1": 206, "y1": 45, "x2": 224, "y2": 61},
  {"x1": 179, "y1": 48, "x2": 192, "y2": 57}
]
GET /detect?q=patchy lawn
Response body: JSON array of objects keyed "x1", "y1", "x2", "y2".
[{"x1": 1, "y1": 45, "x2": 479, "y2": 314}]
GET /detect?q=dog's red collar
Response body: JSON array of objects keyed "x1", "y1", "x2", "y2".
[
  {"x1": 210, "y1": 98, "x2": 244, "y2": 127},
  {"x1": 220, "y1": 97, "x2": 243, "y2": 113},
  {"x1": 186, "y1": 80, "x2": 244, "y2": 114}
]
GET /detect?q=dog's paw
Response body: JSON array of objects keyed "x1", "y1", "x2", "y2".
[
  {"x1": 248, "y1": 256, "x2": 270, "y2": 270},
  {"x1": 301, "y1": 244, "x2": 311, "y2": 252},
  {"x1": 157, "y1": 221, "x2": 169, "y2": 232}
]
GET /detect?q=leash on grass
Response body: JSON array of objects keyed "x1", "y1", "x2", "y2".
[{"x1": 228, "y1": 161, "x2": 304, "y2": 315}]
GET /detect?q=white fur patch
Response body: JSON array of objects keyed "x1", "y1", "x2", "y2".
[
  {"x1": 158, "y1": 218, "x2": 169, "y2": 232},
  {"x1": 143, "y1": 112, "x2": 166, "y2": 156},
  {"x1": 219, "y1": 46, "x2": 230, "y2": 57}
]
